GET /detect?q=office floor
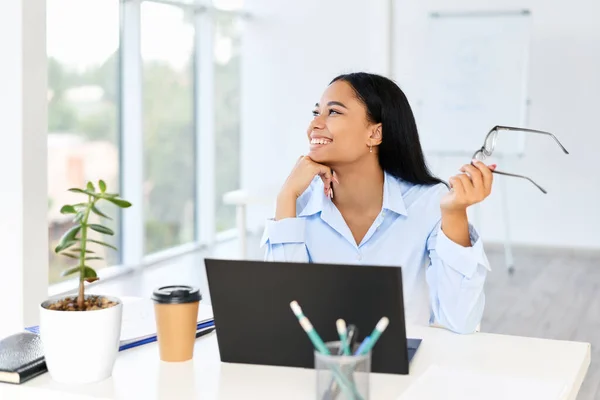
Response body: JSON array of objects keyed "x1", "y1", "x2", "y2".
[{"x1": 89, "y1": 236, "x2": 600, "y2": 399}]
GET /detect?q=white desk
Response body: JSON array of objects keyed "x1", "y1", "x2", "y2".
[{"x1": 0, "y1": 324, "x2": 590, "y2": 400}]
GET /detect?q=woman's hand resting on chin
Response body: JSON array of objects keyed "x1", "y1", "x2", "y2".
[{"x1": 276, "y1": 156, "x2": 337, "y2": 220}]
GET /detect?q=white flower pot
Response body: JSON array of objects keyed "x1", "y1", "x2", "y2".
[{"x1": 39, "y1": 295, "x2": 123, "y2": 384}]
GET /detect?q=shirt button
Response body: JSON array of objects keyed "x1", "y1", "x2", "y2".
[{"x1": 357, "y1": 254, "x2": 362, "y2": 261}]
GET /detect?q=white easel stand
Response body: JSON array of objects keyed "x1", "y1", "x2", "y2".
[{"x1": 498, "y1": 154, "x2": 515, "y2": 274}]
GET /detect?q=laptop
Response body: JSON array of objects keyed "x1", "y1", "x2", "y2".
[{"x1": 204, "y1": 258, "x2": 421, "y2": 375}]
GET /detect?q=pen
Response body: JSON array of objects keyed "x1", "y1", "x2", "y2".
[
  {"x1": 353, "y1": 336, "x2": 371, "y2": 356},
  {"x1": 196, "y1": 327, "x2": 215, "y2": 339},
  {"x1": 346, "y1": 324, "x2": 357, "y2": 355},
  {"x1": 298, "y1": 317, "x2": 363, "y2": 400},
  {"x1": 292, "y1": 309, "x2": 364, "y2": 400},
  {"x1": 357, "y1": 317, "x2": 389, "y2": 356},
  {"x1": 325, "y1": 324, "x2": 359, "y2": 399},
  {"x1": 336, "y1": 319, "x2": 351, "y2": 355}
]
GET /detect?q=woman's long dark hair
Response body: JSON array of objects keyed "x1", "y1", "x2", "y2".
[{"x1": 330, "y1": 72, "x2": 443, "y2": 186}]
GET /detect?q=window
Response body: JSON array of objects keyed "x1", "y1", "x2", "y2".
[
  {"x1": 141, "y1": 2, "x2": 196, "y2": 253},
  {"x1": 214, "y1": 13, "x2": 242, "y2": 232},
  {"x1": 47, "y1": 0, "x2": 121, "y2": 284}
]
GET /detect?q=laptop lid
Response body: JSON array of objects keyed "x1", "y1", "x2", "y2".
[{"x1": 204, "y1": 258, "x2": 410, "y2": 374}]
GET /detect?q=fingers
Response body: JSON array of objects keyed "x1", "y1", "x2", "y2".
[
  {"x1": 320, "y1": 170, "x2": 339, "y2": 199},
  {"x1": 460, "y1": 161, "x2": 495, "y2": 194},
  {"x1": 460, "y1": 164, "x2": 483, "y2": 192},
  {"x1": 299, "y1": 156, "x2": 339, "y2": 199},
  {"x1": 456, "y1": 173, "x2": 474, "y2": 197},
  {"x1": 469, "y1": 160, "x2": 495, "y2": 194},
  {"x1": 306, "y1": 159, "x2": 332, "y2": 197},
  {"x1": 448, "y1": 176, "x2": 465, "y2": 197}
]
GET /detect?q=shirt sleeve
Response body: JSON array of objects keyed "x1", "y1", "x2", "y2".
[
  {"x1": 425, "y1": 220, "x2": 491, "y2": 334},
  {"x1": 260, "y1": 218, "x2": 310, "y2": 262}
]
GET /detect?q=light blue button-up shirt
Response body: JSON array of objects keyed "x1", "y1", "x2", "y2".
[{"x1": 260, "y1": 172, "x2": 491, "y2": 334}]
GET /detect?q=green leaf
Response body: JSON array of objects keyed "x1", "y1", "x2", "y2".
[
  {"x1": 87, "y1": 182, "x2": 95, "y2": 192},
  {"x1": 70, "y1": 247, "x2": 95, "y2": 254},
  {"x1": 86, "y1": 239, "x2": 118, "y2": 251},
  {"x1": 83, "y1": 266, "x2": 98, "y2": 279},
  {"x1": 73, "y1": 212, "x2": 85, "y2": 223},
  {"x1": 60, "y1": 266, "x2": 97, "y2": 279},
  {"x1": 99, "y1": 180, "x2": 106, "y2": 192},
  {"x1": 89, "y1": 224, "x2": 114, "y2": 235},
  {"x1": 104, "y1": 197, "x2": 132, "y2": 208},
  {"x1": 60, "y1": 205, "x2": 76, "y2": 215},
  {"x1": 60, "y1": 252, "x2": 80, "y2": 259},
  {"x1": 55, "y1": 240, "x2": 77, "y2": 253},
  {"x1": 68, "y1": 188, "x2": 102, "y2": 198},
  {"x1": 84, "y1": 256, "x2": 104, "y2": 261},
  {"x1": 60, "y1": 266, "x2": 80, "y2": 277},
  {"x1": 102, "y1": 193, "x2": 119, "y2": 198},
  {"x1": 91, "y1": 204, "x2": 111, "y2": 220},
  {"x1": 55, "y1": 225, "x2": 81, "y2": 252}
]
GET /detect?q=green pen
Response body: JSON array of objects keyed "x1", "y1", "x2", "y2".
[
  {"x1": 336, "y1": 319, "x2": 351, "y2": 355},
  {"x1": 358, "y1": 317, "x2": 389, "y2": 355}
]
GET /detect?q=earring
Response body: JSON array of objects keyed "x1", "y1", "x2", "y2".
[{"x1": 369, "y1": 144, "x2": 373, "y2": 153}]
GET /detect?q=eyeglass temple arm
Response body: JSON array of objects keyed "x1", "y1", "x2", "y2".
[
  {"x1": 491, "y1": 125, "x2": 569, "y2": 154},
  {"x1": 492, "y1": 169, "x2": 547, "y2": 194}
]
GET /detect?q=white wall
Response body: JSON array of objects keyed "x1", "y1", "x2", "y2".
[
  {"x1": 0, "y1": 0, "x2": 48, "y2": 337},
  {"x1": 240, "y1": 0, "x2": 391, "y2": 231},
  {"x1": 393, "y1": 0, "x2": 600, "y2": 249},
  {"x1": 241, "y1": 0, "x2": 600, "y2": 249}
]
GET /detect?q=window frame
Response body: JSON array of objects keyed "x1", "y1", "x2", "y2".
[{"x1": 47, "y1": 0, "x2": 248, "y2": 295}]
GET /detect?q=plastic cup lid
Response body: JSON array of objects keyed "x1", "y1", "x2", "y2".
[{"x1": 151, "y1": 285, "x2": 202, "y2": 304}]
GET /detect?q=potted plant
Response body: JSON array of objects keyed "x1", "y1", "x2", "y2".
[{"x1": 40, "y1": 180, "x2": 131, "y2": 384}]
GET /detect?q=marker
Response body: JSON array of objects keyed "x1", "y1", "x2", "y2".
[
  {"x1": 299, "y1": 317, "x2": 329, "y2": 355},
  {"x1": 353, "y1": 336, "x2": 371, "y2": 356},
  {"x1": 357, "y1": 317, "x2": 389, "y2": 355},
  {"x1": 290, "y1": 300, "x2": 305, "y2": 319},
  {"x1": 336, "y1": 319, "x2": 351, "y2": 355}
]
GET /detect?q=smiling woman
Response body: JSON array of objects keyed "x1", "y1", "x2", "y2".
[{"x1": 262, "y1": 72, "x2": 495, "y2": 334}]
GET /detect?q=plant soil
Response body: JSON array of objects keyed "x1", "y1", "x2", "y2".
[{"x1": 46, "y1": 296, "x2": 117, "y2": 311}]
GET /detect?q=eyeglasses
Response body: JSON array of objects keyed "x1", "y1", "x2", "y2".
[{"x1": 472, "y1": 125, "x2": 569, "y2": 194}]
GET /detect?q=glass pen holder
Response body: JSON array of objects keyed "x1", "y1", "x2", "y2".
[{"x1": 315, "y1": 341, "x2": 371, "y2": 400}]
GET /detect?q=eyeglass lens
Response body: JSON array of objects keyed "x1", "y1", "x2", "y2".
[
  {"x1": 474, "y1": 151, "x2": 487, "y2": 162},
  {"x1": 484, "y1": 129, "x2": 498, "y2": 153}
]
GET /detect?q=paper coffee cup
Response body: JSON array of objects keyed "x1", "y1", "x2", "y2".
[{"x1": 152, "y1": 285, "x2": 202, "y2": 362}]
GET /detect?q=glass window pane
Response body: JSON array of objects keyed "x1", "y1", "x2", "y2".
[
  {"x1": 47, "y1": 0, "x2": 121, "y2": 284},
  {"x1": 215, "y1": 15, "x2": 242, "y2": 232},
  {"x1": 142, "y1": 3, "x2": 196, "y2": 253}
]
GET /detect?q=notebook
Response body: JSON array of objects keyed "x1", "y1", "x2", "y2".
[
  {"x1": 397, "y1": 364, "x2": 568, "y2": 400},
  {"x1": 25, "y1": 297, "x2": 215, "y2": 351},
  {"x1": 0, "y1": 332, "x2": 46, "y2": 384}
]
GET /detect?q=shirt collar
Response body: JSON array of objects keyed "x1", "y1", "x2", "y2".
[
  {"x1": 298, "y1": 172, "x2": 408, "y2": 217},
  {"x1": 382, "y1": 172, "x2": 408, "y2": 216}
]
